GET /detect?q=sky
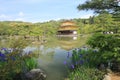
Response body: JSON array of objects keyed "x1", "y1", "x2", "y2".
[{"x1": 0, "y1": 0, "x2": 94, "y2": 23}]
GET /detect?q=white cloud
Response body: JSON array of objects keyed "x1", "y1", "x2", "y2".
[
  {"x1": 0, "y1": 14, "x2": 9, "y2": 19},
  {"x1": 0, "y1": 14, "x2": 25, "y2": 21},
  {"x1": 0, "y1": 14, "x2": 12, "y2": 21},
  {"x1": 80, "y1": 14, "x2": 94, "y2": 19},
  {"x1": 27, "y1": 0, "x2": 49, "y2": 2},
  {"x1": 15, "y1": 12, "x2": 25, "y2": 21},
  {"x1": 22, "y1": 0, "x2": 46, "y2": 4},
  {"x1": 15, "y1": 18, "x2": 24, "y2": 21},
  {"x1": 19, "y1": 12, "x2": 24, "y2": 17}
]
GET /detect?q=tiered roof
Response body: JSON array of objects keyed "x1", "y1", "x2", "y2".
[{"x1": 58, "y1": 21, "x2": 78, "y2": 31}]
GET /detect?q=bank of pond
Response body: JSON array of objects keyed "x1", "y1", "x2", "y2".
[{"x1": 0, "y1": 33, "x2": 120, "y2": 80}]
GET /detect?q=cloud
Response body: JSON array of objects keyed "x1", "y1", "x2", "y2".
[
  {"x1": 15, "y1": 12, "x2": 25, "y2": 21},
  {"x1": 0, "y1": 14, "x2": 12, "y2": 21},
  {"x1": 80, "y1": 14, "x2": 93, "y2": 18},
  {"x1": 14, "y1": 18, "x2": 25, "y2": 21},
  {"x1": 0, "y1": 14, "x2": 9, "y2": 19},
  {"x1": 19, "y1": 12, "x2": 24, "y2": 17},
  {"x1": 22, "y1": 0, "x2": 48, "y2": 4},
  {"x1": 27, "y1": 0, "x2": 51, "y2": 2},
  {"x1": 0, "y1": 13, "x2": 25, "y2": 21}
]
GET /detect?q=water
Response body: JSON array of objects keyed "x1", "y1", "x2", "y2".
[
  {"x1": 0, "y1": 35, "x2": 89, "y2": 80},
  {"x1": 23, "y1": 35, "x2": 89, "y2": 80}
]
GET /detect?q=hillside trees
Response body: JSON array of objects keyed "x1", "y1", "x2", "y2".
[
  {"x1": 0, "y1": 20, "x2": 60, "y2": 37},
  {"x1": 94, "y1": 12, "x2": 113, "y2": 32}
]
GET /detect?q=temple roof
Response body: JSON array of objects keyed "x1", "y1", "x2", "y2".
[
  {"x1": 58, "y1": 26, "x2": 78, "y2": 31},
  {"x1": 58, "y1": 21, "x2": 78, "y2": 31}
]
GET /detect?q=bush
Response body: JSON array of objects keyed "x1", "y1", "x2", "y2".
[
  {"x1": 68, "y1": 66, "x2": 105, "y2": 80},
  {"x1": 87, "y1": 33, "x2": 120, "y2": 70},
  {"x1": 87, "y1": 34, "x2": 120, "y2": 52},
  {"x1": 71, "y1": 49, "x2": 97, "y2": 67},
  {"x1": 0, "y1": 39, "x2": 38, "y2": 80},
  {"x1": 65, "y1": 33, "x2": 120, "y2": 79},
  {"x1": 65, "y1": 49, "x2": 105, "y2": 80}
]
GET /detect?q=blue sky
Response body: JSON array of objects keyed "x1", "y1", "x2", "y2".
[{"x1": 0, "y1": 0, "x2": 94, "y2": 22}]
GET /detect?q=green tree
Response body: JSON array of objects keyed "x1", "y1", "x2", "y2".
[
  {"x1": 94, "y1": 12, "x2": 113, "y2": 31},
  {"x1": 77, "y1": 0, "x2": 120, "y2": 33},
  {"x1": 87, "y1": 33, "x2": 120, "y2": 63},
  {"x1": 77, "y1": 0, "x2": 120, "y2": 14}
]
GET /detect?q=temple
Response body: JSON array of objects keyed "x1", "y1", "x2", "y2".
[{"x1": 57, "y1": 20, "x2": 78, "y2": 35}]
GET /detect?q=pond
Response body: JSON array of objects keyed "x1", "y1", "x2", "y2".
[
  {"x1": 24, "y1": 35, "x2": 89, "y2": 80},
  {"x1": 0, "y1": 35, "x2": 90, "y2": 80}
]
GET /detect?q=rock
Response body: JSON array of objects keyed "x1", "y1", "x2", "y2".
[
  {"x1": 99, "y1": 63, "x2": 106, "y2": 70},
  {"x1": 103, "y1": 74, "x2": 111, "y2": 80},
  {"x1": 64, "y1": 78, "x2": 69, "y2": 80},
  {"x1": 25, "y1": 69, "x2": 46, "y2": 80},
  {"x1": 111, "y1": 62, "x2": 120, "y2": 71}
]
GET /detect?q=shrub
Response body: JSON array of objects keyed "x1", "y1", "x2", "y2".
[
  {"x1": 0, "y1": 39, "x2": 38, "y2": 80},
  {"x1": 71, "y1": 48, "x2": 102, "y2": 68},
  {"x1": 65, "y1": 49, "x2": 105, "y2": 80},
  {"x1": 87, "y1": 34, "x2": 120, "y2": 62},
  {"x1": 68, "y1": 66, "x2": 105, "y2": 80},
  {"x1": 87, "y1": 33, "x2": 120, "y2": 71}
]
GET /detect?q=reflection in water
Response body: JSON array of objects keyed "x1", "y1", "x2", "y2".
[
  {"x1": 0, "y1": 35, "x2": 89, "y2": 80},
  {"x1": 38, "y1": 47, "x2": 68, "y2": 80},
  {"x1": 24, "y1": 46, "x2": 69, "y2": 80},
  {"x1": 24, "y1": 36, "x2": 89, "y2": 80},
  {"x1": 57, "y1": 36, "x2": 79, "y2": 50},
  {"x1": 73, "y1": 36, "x2": 77, "y2": 40},
  {"x1": 57, "y1": 36, "x2": 77, "y2": 41}
]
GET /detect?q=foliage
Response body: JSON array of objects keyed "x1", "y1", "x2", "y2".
[
  {"x1": 94, "y1": 12, "x2": 113, "y2": 31},
  {"x1": 65, "y1": 49, "x2": 105, "y2": 80},
  {"x1": 77, "y1": 0, "x2": 120, "y2": 14},
  {"x1": 0, "y1": 39, "x2": 38, "y2": 80},
  {"x1": 24, "y1": 57, "x2": 37, "y2": 71},
  {"x1": 77, "y1": 0, "x2": 120, "y2": 33},
  {"x1": 0, "y1": 21, "x2": 60, "y2": 36},
  {"x1": 0, "y1": 15, "x2": 119, "y2": 35},
  {"x1": 68, "y1": 66, "x2": 104, "y2": 80},
  {"x1": 71, "y1": 49, "x2": 100, "y2": 67},
  {"x1": 87, "y1": 33, "x2": 120, "y2": 64},
  {"x1": 66, "y1": 33, "x2": 120, "y2": 80},
  {"x1": 65, "y1": 33, "x2": 120, "y2": 79}
]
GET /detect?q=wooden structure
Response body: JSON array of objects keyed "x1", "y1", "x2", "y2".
[{"x1": 57, "y1": 21, "x2": 78, "y2": 35}]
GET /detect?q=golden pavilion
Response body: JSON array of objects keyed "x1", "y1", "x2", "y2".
[{"x1": 57, "y1": 20, "x2": 78, "y2": 35}]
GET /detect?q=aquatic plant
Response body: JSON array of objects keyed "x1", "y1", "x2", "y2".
[
  {"x1": 68, "y1": 66, "x2": 105, "y2": 80},
  {"x1": 71, "y1": 64, "x2": 75, "y2": 69},
  {"x1": 0, "y1": 39, "x2": 38, "y2": 80},
  {"x1": 64, "y1": 61, "x2": 67, "y2": 65},
  {"x1": 65, "y1": 48, "x2": 105, "y2": 80}
]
